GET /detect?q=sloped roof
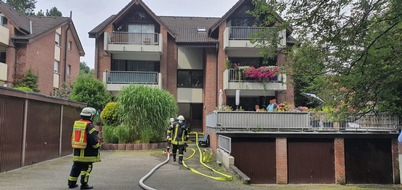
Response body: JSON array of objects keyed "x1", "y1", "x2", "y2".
[
  {"x1": 209, "y1": 0, "x2": 293, "y2": 36},
  {"x1": 0, "y1": 1, "x2": 30, "y2": 34},
  {"x1": 88, "y1": 0, "x2": 174, "y2": 38},
  {"x1": 159, "y1": 16, "x2": 219, "y2": 43},
  {"x1": 10, "y1": 16, "x2": 85, "y2": 55},
  {"x1": 12, "y1": 16, "x2": 69, "y2": 40},
  {"x1": 88, "y1": 15, "x2": 116, "y2": 38}
]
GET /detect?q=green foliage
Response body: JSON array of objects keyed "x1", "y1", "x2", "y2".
[
  {"x1": 102, "y1": 125, "x2": 118, "y2": 144},
  {"x1": 251, "y1": 0, "x2": 402, "y2": 115},
  {"x1": 46, "y1": 7, "x2": 62, "y2": 16},
  {"x1": 100, "y1": 102, "x2": 121, "y2": 126},
  {"x1": 70, "y1": 74, "x2": 111, "y2": 111},
  {"x1": 117, "y1": 85, "x2": 177, "y2": 143},
  {"x1": 53, "y1": 82, "x2": 72, "y2": 100},
  {"x1": 15, "y1": 68, "x2": 39, "y2": 92},
  {"x1": 114, "y1": 125, "x2": 132, "y2": 143},
  {"x1": 14, "y1": 86, "x2": 33, "y2": 92},
  {"x1": 80, "y1": 62, "x2": 93, "y2": 75},
  {"x1": 6, "y1": 0, "x2": 36, "y2": 15},
  {"x1": 36, "y1": 9, "x2": 44, "y2": 16}
]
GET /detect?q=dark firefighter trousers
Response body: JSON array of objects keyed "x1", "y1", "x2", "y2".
[
  {"x1": 68, "y1": 162, "x2": 93, "y2": 186},
  {"x1": 172, "y1": 144, "x2": 184, "y2": 162}
]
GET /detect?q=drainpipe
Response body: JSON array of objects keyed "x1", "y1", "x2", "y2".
[
  {"x1": 63, "y1": 12, "x2": 72, "y2": 82},
  {"x1": 215, "y1": 42, "x2": 219, "y2": 108}
]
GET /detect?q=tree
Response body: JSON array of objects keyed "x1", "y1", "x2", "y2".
[
  {"x1": 15, "y1": 68, "x2": 39, "y2": 92},
  {"x1": 80, "y1": 61, "x2": 94, "y2": 75},
  {"x1": 70, "y1": 74, "x2": 111, "y2": 111},
  {"x1": 250, "y1": 0, "x2": 402, "y2": 115},
  {"x1": 5, "y1": 0, "x2": 36, "y2": 15},
  {"x1": 36, "y1": 9, "x2": 44, "y2": 16},
  {"x1": 46, "y1": 7, "x2": 62, "y2": 17}
]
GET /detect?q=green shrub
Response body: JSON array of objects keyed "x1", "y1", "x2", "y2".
[
  {"x1": 15, "y1": 68, "x2": 39, "y2": 92},
  {"x1": 70, "y1": 74, "x2": 112, "y2": 110},
  {"x1": 114, "y1": 124, "x2": 131, "y2": 143},
  {"x1": 117, "y1": 85, "x2": 177, "y2": 143},
  {"x1": 14, "y1": 86, "x2": 33, "y2": 92},
  {"x1": 102, "y1": 126, "x2": 118, "y2": 144},
  {"x1": 100, "y1": 102, "x2": 121, "y2": 126}
]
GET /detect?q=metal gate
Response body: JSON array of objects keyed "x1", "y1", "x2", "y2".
[
  {"x1": 231, "y1": 137, "x2": 276, "y2": 184},
  {"x1": 288, "y1": 138, "x2": 335, "y2": 183},
  {"x1": 345, "y1": 138, "x2": 392, "y2": 184}
]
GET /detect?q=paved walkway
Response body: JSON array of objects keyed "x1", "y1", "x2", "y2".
[{"x1": 0, "y1": 147, "x2": 401, "y2": 190}]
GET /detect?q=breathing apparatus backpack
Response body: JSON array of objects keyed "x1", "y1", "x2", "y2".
[{"x1": 71, "y1": 120, "x2": 90, "y2": 149}]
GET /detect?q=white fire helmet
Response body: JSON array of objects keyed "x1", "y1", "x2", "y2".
[{"x1": 80, "y1": 107, "x2": 96, "y2": 117}]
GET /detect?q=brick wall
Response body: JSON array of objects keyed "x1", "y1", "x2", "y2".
[
  {"x1": 276, "y1": 138, "x2": 288, "y2": 184},
  {"x1": 203, "y1": 48, "x2": 217, "y2": 132},
  {"x1": 5, "y1": 22, "x2": 81, "y2": 95},
  {"x1": 334, "y1": 138, "x2": 346, "y2": 184}
]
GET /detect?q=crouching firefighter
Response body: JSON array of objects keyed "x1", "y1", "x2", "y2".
[
  {"x1": 169, "y1": 115, "x2": 189, "y2": 165},
  {"x1": 68, "y1": 107, "x2": 101, "y2": 189}
]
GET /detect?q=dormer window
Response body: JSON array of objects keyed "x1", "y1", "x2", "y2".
[
  {"x1": 197, "y1": 27, "x2": 206, "y2": 33},
  {"x1": 0, "y1": 16, "x2": 7, "y2": 27}
]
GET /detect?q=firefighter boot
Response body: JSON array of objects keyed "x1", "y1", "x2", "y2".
[
  {"x1": 173, "y1": 153, "x2": 176, "y2": 162},
  {"x1": 178, "y1": 156, "x2": 183, "y2": 165},
  {"x1": 68, "y1": 181, "x2": 78, "y2": 189},
  {"x1": 80, "y1": 184, "x2": 94, "y2": 189}
]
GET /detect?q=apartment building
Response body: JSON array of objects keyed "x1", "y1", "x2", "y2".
[
  {"x1": 89, "y1": 0, "x2": 294, "y2": 132},
  {"x1": 0, "y1": 2, "x2": 84, "y2": 96}
]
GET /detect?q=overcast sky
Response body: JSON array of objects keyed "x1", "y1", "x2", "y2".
[{"x1": 34, "y1": 0, "x2": 238, "y2": 69}]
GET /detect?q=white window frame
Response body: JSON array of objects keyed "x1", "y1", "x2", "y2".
[{"x1": 54, "y1": 60, "x2": 59, "y2": 73}]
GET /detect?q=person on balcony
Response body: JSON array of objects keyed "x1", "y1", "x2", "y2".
[{"x1": 267, "y1": 99, "x2": 278, "y2": 112}]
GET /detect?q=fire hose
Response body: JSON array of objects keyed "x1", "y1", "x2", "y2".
[{"x1": 139, "y1": 132, "x2": 232, "y2": 189}]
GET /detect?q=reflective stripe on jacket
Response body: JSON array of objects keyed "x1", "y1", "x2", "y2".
[
  {"x1": 72, "y1": 120, "x2": 101, "y2": 163},
  {"x1": 171, "y1": 123, "x2": 187, "y2": 145}
]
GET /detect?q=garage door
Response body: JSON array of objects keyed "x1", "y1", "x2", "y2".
[
  {"x1": 288, "y1": 138, "x2": 335, "y2": 183},
  {"x1": 345, "y1": 138, "x2": 392, "y2": 184},
  {"x1": 231, "y1": 138, "x2": 276, "y2": 184}
]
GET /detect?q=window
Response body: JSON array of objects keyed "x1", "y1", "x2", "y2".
[
  {"x1": 55, "y1": 33, "x2": 61, "y2": 46},
  {"x1": 0, "y1": 52, "x2": 6, "y2": 63},
  {"x1": 67, "y1": 65, "x2": 71, "y2": 76},
  {"x1": 177, "y1": 70, "x2": 203, "y2": 88},
  {"x1": 68, "y1": 41, "x2": 72, "y2": 51},
  {"x1": 54, "y1": 60, "x2": 59, "y2": 73},
  {"x1": 0, "y1": 16, "x2": 7, "y2": 27}
]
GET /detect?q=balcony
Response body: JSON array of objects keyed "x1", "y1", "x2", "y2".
[
  {"x1": 103, "y1": 32, "x2": 162, "y2": 60},
  {"x1": 223, "y1": 27, "x2": 286, "y2": 57},
  {"x1": 0, "y1": 25, "x2": 9, "y2": 46},
  {"x1": 206, "y1": 111, "x2": 399, "y2": 133},
  {"x1": 223, "y1": 68, "x2": 287, "y2": 96},
  {"x1": 103, "y1": 71, "x2": 162, "y2": 93}
]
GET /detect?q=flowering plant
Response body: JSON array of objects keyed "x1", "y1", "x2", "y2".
[{"x1": 243, "y1": 66, "x2": 281, "y2": 80}]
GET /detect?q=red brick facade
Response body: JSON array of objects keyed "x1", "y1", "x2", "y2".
[
  {"x1": 4, "y1": 21, "x2": 82, "y2": 96},
  {"x1": 334, "y1": 138, "x2": 346, "y2": 184},
  {"x1": 276, "y1": 138, "x2": 288, "y2": 184}
]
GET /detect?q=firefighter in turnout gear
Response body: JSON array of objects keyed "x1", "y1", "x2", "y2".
[
  {"x1": 169, "y1": 115, "x2": 189, "y2": 165},
  {"x1": 68, "y1": 107, "x2": 100, "y2": 189},
  {"x1": 165, "y1": 118, "x2": 175, "y2": 155}
]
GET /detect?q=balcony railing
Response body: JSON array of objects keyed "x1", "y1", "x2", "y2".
[
  {"x1": 109, "y1": 32, "x2": 159, "y2": 45},
  {"x1": 106, "y1": 71, "x2": 158, "y2": 84},
  {"x1": 206, "y1": 111, "x2": 399, "y2": 132},
  {"x1": 229, "y1": 26, "x2": 266, "y2": 40},
  {"x1": 228, "y1": 68, "x2": 283, "y2": 83}
]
